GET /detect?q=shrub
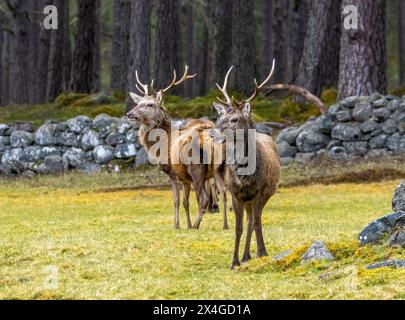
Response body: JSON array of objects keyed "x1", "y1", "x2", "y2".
[{"x1": 55, "y1": 93, "x2": 89, "y2": 107}]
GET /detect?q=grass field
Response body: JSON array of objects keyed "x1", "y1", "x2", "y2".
[{"x1": 1, "y1": 171, "x2": 404, "y2": 300}]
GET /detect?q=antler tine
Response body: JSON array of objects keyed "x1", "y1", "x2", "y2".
[
  {"x1": 135, "y1": 70, "x2": 149, "y2": 95},
  {"x1": 162, "y1": 70, "x2": 177, "y2": 93},
  {"x1": 244, "y1": 59, "x2": 276, "y2": 103},
  {"x1": 215, "y1": 66, "x2": 234, "y2": 106},
  {"x1": 174, "y1": 65, "x2": 197, "y2": 86}
]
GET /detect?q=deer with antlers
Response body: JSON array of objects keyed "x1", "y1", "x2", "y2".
[
  {"x1": 126, "y1": 66, "x2": 229, "y2": 230},
  {"x1": 209, "y1": 60, "x2": 281, "y2": 269}
]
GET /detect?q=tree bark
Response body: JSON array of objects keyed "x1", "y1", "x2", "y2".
[
  {"x1": 338, "y1": 0, "x2": 387, "y2": 99},
  {"x1": 154, "y1": 0, "x2": 182, "y2": 95},
  {"x1": 232, "y1": 0, "x2": 256, "y2": 94},
  {"x1": 399, "y1": 0, "x2": 405, "y2": 85},
  {"x1": 296, "y1": 0, "x2": 341, "y2": 97},
  {"x1": 290, "y1": 0, "x2": 309, "y2": 77},
  {"x1": 92, "y1": 0, "x2": 101, "y2": 93},
  {"x1": 272, "y1": 0, "x2": 289, "y2": 83},
  {"x1": 46, "y1": 0, "x2": 70, "y2": 101},
  {"x1": 214, "y1": 0, "x2": 233, "y2": 85},
  {"x1": 111, "y1": 0, "x2": 132, "y2": 92},
  {"x1": 70, "y1": 0, "x2": 97, "y2": 93},
  {"x1": 1, "y1": 30, "x2": 11, "y2": 106},
  {"x1": 0, "y1": 13, "x2": 4, "y2": 106},
  {"x1": 62, "y1": 0, "x2": 71, "y2": 91},
  {"x1": 184, "y1": 2, "x2": 196, "y2": 98},
  {"x1": 261, "y1": 0, "x2": 274, "y2": 76},
  {"x1": 126, "y1": 0, "x2": 152, "y2": 111}
]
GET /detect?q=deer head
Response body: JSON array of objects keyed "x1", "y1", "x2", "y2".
[
  {"x1": 209, "y1": 60, "x2": 275, "y2": 143},
  {"x1": 126, "y1": 66, "x2": 197, "y2": 126}
]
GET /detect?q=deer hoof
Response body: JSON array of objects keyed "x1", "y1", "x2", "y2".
[
  {"x1": 230, "y1": 261, "x2": 240, "y2": 270},
  {"x1": 241, "y1": 254, "x2": 251, "y2": 263},
  {"x1": 223, "y1": 224, "x2": 229, "y2": 230}
]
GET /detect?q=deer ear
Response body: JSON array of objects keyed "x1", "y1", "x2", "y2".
[
  {"x1": 242, "y1": 102, "x2": 251, "y2": 117},
  {"x1": 129, "y1": 92, "x2": 142, "y2": 104},
  {"x1": 156, "y1": 91, "x2": 164, "y2": 104},
  {"x1": 213, "y1": 102, "x2": 227, "y2": 117}
]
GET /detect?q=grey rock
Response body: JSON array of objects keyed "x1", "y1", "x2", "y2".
[
  {"x1": 382, "y1": 119, "x2": 398, "y2": 134},
  {"x1": 316, "y1": 114, "x2": 335, "y2": 133},
  {"x1": 273, "y1": 250, "x2": 293, "y2": 261},
  {"x1": 117, "y1": 119, "x2": 132, "y2": 134},
  {"x1": 68, "y1": 116, "x2": 93, "y2": 134},
  {"x1": 256, "y1": 123, "x2": 273, "y2": 136},
  {"x1": 115, "y1": 143, "x2": 137, "y2": 159},
  {"x1": 1, "y1": 148, "x2": 24, "y2": 170},
  {"x1": 372, "y1": 98, "x2": 387, "y2": 108},
  {"x1": 335, "y1": 109, "x2": 352, "y2": 122},
  {"x1": 340, "y1": 96, "x2": 358, "y2": 108},
  {"x1": 105, "y1": 132, "x2": 126, "y2": 146},
  {"x1": 327, "y1": 140, "x2": 342, "y2": 149},
  {"x1": 77, "y1": 162, "x2": 102, "y2": 174},
  {"x1": 301, "y1": 240, "x2": 334, "y2": 264},
  {"x1": 21, "y1": 146, "x2": 43, "y2": 162},
  {"x1": 94, "y1": 145, "x2": 114, "y2": 164},
  {"x1": 35, "y1": 123, "x2": 60, "y2": 146},
  {"x1": 331, "y1": 123, "x2": 362, "y2": 141},
  {"x1": 373, "y1": 108, "x2": 391, "y2": 121},
  {"x1": 399, "y1": 122, "x2": 405, "y2": 134},
  {"x1": 10, "y1": 131, "x2": 34, "y2": 148},
  {"x1": 280, "y1": 157, "x2": 294, "y2": 166},
  {"x1": 361, "y1": 119, "x2": 380, "y2": 133},
  {"x1": 296, "y1": 129, "x2": 330, "y2": 153},
  {"x1": 93, "y1": 114, "x2": 118, "y2": 138},
  {"x1": 0, "y1": 163, "x2": 12, "y2": 175},
  {"x1": 367, "y1": 260, "x2": 405, "y2": 270},
  {"x1": 277, "y1": 141, "x2": 297, "y2": 158},
  {"x1": 0, "y1": 136, "x2": 10, "y2": 150},
  {"x1": 328, "y1": 146, "x2": 348, "y2": 160},
  {"x1": 275, "y1": 127, "x2": 301, "y2": 145},
  {"x1": 387, "y1": 216, "x2": 405, "y2": 247},
  {"x1": 38, "y1": 156, "x2": 65, "y2": 174},
  {"x1": 387, "y1": 99, "x2": 400, "y2": 111},
  {"x1": 0, "y1": 124, "x2": 10, "y2": 135},
  {"x1": 390, "y1": 110, "x2": 405, "y2": 123},
  {"x1": 81, "y1": 129, "x2": 102, "y2": 151},
  {"x1": 42, "y1": 146, "x2": 63, "y2": 158},
  {"x1": 295, "y1": 152, "x2": 316, "y2": 164},
  {"x1": 386, "y1": 133, "x2": 405, "y2": 154},
  {"x1": 63, "y1": 148, "x2": 85, "y2": 168},
  {"x1": 368, "y1": 134, "x2": 387, "y2": 149},
  {"x1": 353, "y1": 102, "x2": 373, "y2": 122},
  {"x1": 358, "y1": 212, "x2": 405, "y2": 245},
  {"x1": 60, "y1": 131, "x2": 80, "y2": 147},
  {"x1": 366, "y1": 149, "x2": 390, "y2": 158},
  {"x1": 126, "y1": 129, "x2": 138, "y2": 143},
  {"x1": 342, "y1": 141, "x2": 368, "y2": 155},
  {"x1": 393, "y1": 181, "x2": 405, "y2": 212},
  {"x1": 7, "y1": 122, "x2": 34, "y2": 133}
]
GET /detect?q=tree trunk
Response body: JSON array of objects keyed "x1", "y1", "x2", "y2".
[
  {"x1": 296, "y1": 0, "x2": 341, "y2": 97},
  {"x1": 1, "y1": 31, "x2": 11, "y2": 106},
  {"x1": 0, "y1": 14, "x2": 4, "y2": 106},
  {"x1": 111, "y1": 0, "x2": 132, "y2": 92},
  {"x1": 399, "y1": 0, "x2": 405, "y2": 85},
  {"x1": 92, "y1": 0, "x2": 101, "y2": 93},
  {"x1": 198, "y1": 0, "x2": 213, "y2": 96},
  {"x1": 126, "y1": 0, "x2": 152, "y2": 111},
  {"x1": 338, "y1": 0, "x2": 387, "y2": 99},
  {"x1": 261, "y1": 0, "x2": 274, "y2": 76},
  {"x1": 70, "y1": 0, "x2": 97, "y2": 93},
  {"x1": 62, "y1": 0, "x2": 71, "y2": 92},
  {"x1": 184, "y1": 2, "x2": 196, "y2": 98},
  {"x1": 214, "y1": 0, "x2": 233, "y2": 85},
  {"x1": 46, "y1": 0, "x2": 70, "y2": 101},
  {"x1": 232, "y1": 0, "x2": 256, "y2": 94},
  {"x1": 291, "y1": 0, "x2": 309, "y2": 77},
  {"x1": 154, "y1": 0, "x2": 182, "y2": 95},
  {"x1": 272, "y1": 0, "x2": 289, "y2": 83}
]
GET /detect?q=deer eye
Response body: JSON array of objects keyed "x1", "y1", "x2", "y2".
[{"x1": 147, "y1": 104, "x2": 154, "y2": 108}]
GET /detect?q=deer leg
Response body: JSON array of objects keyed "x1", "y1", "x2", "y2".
[
  {"x1": 182, "y1": 182, "x2": 192, "y2": 229},
  {"x1": 253, "y1": 199, "x2": 267, "y2": 257},
  {"x1": 242, "y1": 203, "x2": 254, "y2": 262},
  {"x1": 231, "y1": 197, "x2": 244, "y2": 270},
  {"x1": 209, "y1": 179, "x2": 220, "y2": 213},
  {"x1": 171, "y1": 180, "x2": 181, "y2": 230},
  {"x1": 214, "y1": 171, "x2": 228, "y2": 230},
  {"x1": 188, "y1": 165, "x2": 209, "y2": 229}
]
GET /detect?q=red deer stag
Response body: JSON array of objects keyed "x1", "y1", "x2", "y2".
[
  {"x1": 209, "y1": 61, "x2": 281, "y2": 269},
  {"x1": 126, "y1": 66, "x2": 228, "y2": 230}
]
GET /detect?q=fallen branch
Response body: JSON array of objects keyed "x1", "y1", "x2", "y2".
[{"x1": 264, "y1": 84, "x2": 327, "y2": 114}]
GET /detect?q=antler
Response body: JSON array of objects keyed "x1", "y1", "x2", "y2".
[
  {"x1": 135, "y1": 70, "x2": 151, "y2": 95},
  {"x1": 236, "y1": 59, "x2": 276, "y2": 105},
  {"x1": 216, "y1": 66, "x2": 234, "y2": 105},
  {"x1": 161, "y1": 65, "x2": 197, "y2": 93}
]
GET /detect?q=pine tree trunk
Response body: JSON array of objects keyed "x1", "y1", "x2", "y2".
[
  {"x1": 296, "y1": 0, "x2": 341, "y2": 97},
  {"x1": 154, "y1": 0, "x2": 182, "y2": 95},
  {"x1": 111, "y1": 0, "x2": 132, "y2": 92},
  {"x1": 291, "y1": 0, "x2": 309, "y2": 77},
  {"x1": 272, "y1": 0, "x2": 289, "y2": 83},
  {"x1": 214, "y1": 0, "x2": 233, "y2": 84},
  {"x1": 338, "y1": 0, "x2": 387, "y2": 99},
  {"x1": 184, "y1": 2, "x2": 196, "y2": 98},
  {"x1": 62, "y1": 0, "x2": 71, "y2": 92},
  {"x1": 1, "y1": 31, "x2": 11, "y2": 106},
  {"x1": 126, "y1": 0, "x2": 152, "y2": 111},
  {"x1": 70, "y1": 0, "x2": 97, "y2": 93},
  {"x1": 232, "y1": 0, "x2": 256, "y2": 94},
  {"x1": 198, "y1": 0, "x2": 213, "y2": 95},
  {"x1": 399, "y1": 0, "x2": 405, "y2": 85},
  {"x1": 0, "y1": 14, "x2": 4, "y2": 106},
  {"x1": 261, "y1": 0, "x2": 274, "y2": 75},
  {"x1": 92, "y1": 0, "x2": 101, "y2": 93},
  {"x1": 46, "y1": 0, "x2": 71, "y2": 101}
]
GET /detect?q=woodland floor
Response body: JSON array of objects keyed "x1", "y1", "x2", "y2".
[{"x1": 0, "y1": 161, "x2": 405, "y2": 299}]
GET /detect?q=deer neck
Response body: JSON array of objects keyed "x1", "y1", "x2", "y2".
[{"x1": 139, "y1": 117, "x2": 172, "y2": 154}]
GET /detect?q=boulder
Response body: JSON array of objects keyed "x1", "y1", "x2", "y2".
[
  {"x1": 340, "y1": 96, "x2": 358, "y2": 108},
  {"x1": 81, "y1": 129, "x2": 102, "y2": 151},
  {"x1": 368, "y1": 134, "x2": 387, "y2": 150},
  {"x1": 387, "y1": 216, "x2": 405, "y2": 247},
  {"x1": 361, "y1": 119, "x2": 380, "y2": 133},
  {"x1": 393, "y1": 181, "x2": 405, "y2": 212},
  {"x1": 63, "y1": 148, "x2": 86, "y2": 168},
  {"x1": 296, "y1": 129, "x2": 330, "y2": 153},
  {"x1": 38, "y1": 156, "x2": 65, "y2": 174},
  {"x1": 0, "y1": 136, "x2": 10, "y2": 150},
  {"x1": 331, "y1": 123, "x2": 362, "y2": 141},
  {"x1": 256, "y1": 123, "x2": 273, "y2": 136},
  {"x1": 328, "y1": 146, "x2": 348, "y2": 160},
  {"x1": 367, "y1": 260, "x2": 405, "y2": 270},
  {"x1": 382, "y1": 119, "x2": 398, "y2": 135},
  {"x1": 1, "y1": 148, "x2": 24, "y2": 170},
  {"x1": 7, "y1": 122, "x2": 34, "y2": 133},
  {"x1": 21, "y1": 146, "x2": 44, "y2": 162},
  {"x1": 352, "y1": 102, "x2": 373, "y2": 122},
  {"x1": 10, "y1": 131, "x2": 34, "y2": 148},
  {"x1": 0, "y1": 124, "x2": 10, "y2": 136},
  {"x1": 272, "y1": 250, "x2": 293, "y2": 261},
  {"x1": 67, "y1": 116, "x2": 93, "y2": 134},
  {"x1": 280, "y1": 157, "x2": 294, "y2": 166},
  {"x1": 35, "y1": 123, "x2": 60, "y2": 146},
  {"x1": 93, "y1": 114, "x2": 118, "y2": 138},
  {"x1": 117, "y1": 119, "x2": 132, "y2": 134},
  {"x1": 335, "y1": 109, "x2": 352, "y2": 122},
  {"x1": 94, "y1": 145, "x2": 114, "y2": 164},
  {"x1": 275, "y1": 127, "x2": 300, "y2": 145},
  {"x1": 358, "y1": 212, "x2": 405, "y2": 245},
  {"x1": 342, "y1": 141, "x2": 368, "y2": 155},
  {"x1": 114, "y1": 143, "x2": 137, "y2": 159},
  {"x1": 77, "y1": 162, "x2": 102, "y2": 174},
  {"x1": 315, "y1": 114, "x2": 335, "y2": 133},
  {"x1": 300, "y1": 240, "x2": 334, "y2": 264},
  {"x1": 387, "y1": 99, "x2": 401, "y2": 111},
  {"x1": 60, "y1": 131, "x2": 80, "y2": 147},
  {"x1": 277, "y1": 141, "x2": 297, "y2": 158},
  {"x1": 372, "y1": 97, "x2": 388, "y2": 108},
  {"x1": 126, "y1": 129, "x2": 138, "y2": 144},
  {"x1": 295, "y1": 152, "x2": 316, "y2": 164},
  {"x1": 373, "y1": 108, "x2": 391, "y2": 121},
  {"x1": 105, "y1": 132, "x2": 126, "y2": 146}
]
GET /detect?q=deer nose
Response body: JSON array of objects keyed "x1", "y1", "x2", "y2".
[{"x1": 126, "y1": 112, "x2": 132, "y2": 118}]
